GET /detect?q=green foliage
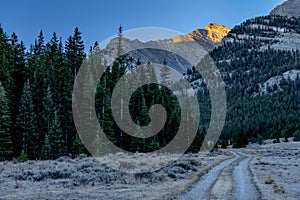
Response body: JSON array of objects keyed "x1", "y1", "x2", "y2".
[
  {"x1": 187, "y1": 129, "x2": 205, "y2": 153},
  {"x1": 0, "y1": 15, "x2": 299, "y2": 160},
  {"x1": 130, "y1": 121, "x2": 146, "y2": 152},
  {"x1": 16, "y1": 80, "x2": 38, "y2": 159},
  {"x1": 221, "y1": 139, "x2": 228, "y2": 149},
  {"x1": 0, "y1": 83, "x2": 13, "y2": 160},
  {"x1": 72, "y1": 134, "x2": 86, "y2": 158},
  {"x1": 0, "y1": 26, "x2": 86, "y2": 160},
  {"x1": 41, "y1": 134, "x2": 52, "y2": 160},
  {"x1": 146, "y1": 138, "x2": 161, "y2": 152},
  {"x1": 257, "y1": 134, "x2": 265, "y2": 145},
  {"x1": 49, "y1": 112, "x2": 65, "y2": 159},
  {"x1": 18, "y1": 150, "x2": 28, "y2": 162},
  {"x1": 248, "y1": 137, "x2": 257, "y2": 144},
  {"x1": 293, "y1": 130, "x2": 300, "y2": 142},
  {"x1": 188, "y1": 15, "x2": 300, "y2": 147},
  {"x1": 233, "y1": 131, "x2": 248, "y2": 148}
]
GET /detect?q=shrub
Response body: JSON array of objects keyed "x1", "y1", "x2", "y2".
[
  {"x1": 284, "y1": 136, "x2": 289, "y2": 142},
  {"x1": 273, "y1": 184, "x2": 285, "y2": 193},
  {"x1": 248, "y1": 137, "x2": 257, "y2": 144},
  {"x1": 257, "y1": 134, "x2": 265, "y2": 145},
  {"x1": 293, "y1": 130, "x2": 300, "y2": 141},
  {"x1": 264, "y1": 178, "x2": 274, "y2": 184}
]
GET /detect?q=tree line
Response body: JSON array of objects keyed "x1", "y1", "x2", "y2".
[
  {"x1": 0, "y1": 25, "x2": 206, "y2": 161},
  {"x1": 0, "y1": 25, "x2": 88, "y2": 160}
]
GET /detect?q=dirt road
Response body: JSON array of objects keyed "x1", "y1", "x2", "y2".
[{"x1": 178, "y1": 151, "x2": 259, "y2": 200}]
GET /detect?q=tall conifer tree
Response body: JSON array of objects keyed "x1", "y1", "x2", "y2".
[{"x1": 0, "y1": 83, "x2": 13, "y2": 160}]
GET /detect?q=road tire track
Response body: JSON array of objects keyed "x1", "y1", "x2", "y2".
[
  {"x1": 233, "y1": 152, "x2": 259, "y2": 200},
  {"x1": 178, "y1": 151, "x2": 259, "y2": 200},
  {"x1": 209, "y1": 154, "x2": 246, "y2": 200},
  {"x1": 178, "y1": 152, "x2": 239, "y2": 200}
]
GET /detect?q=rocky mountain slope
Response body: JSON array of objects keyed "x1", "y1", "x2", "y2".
[
  {"x1": 104, "y1": 23, "x2": 230, "y2": 73},
  {"x1": 166, "y1": 22, "x2": 230, "y2": 51},
  {"x1": 204, "y1": 22, "x2": 231, "y2": 43},
  {"x1": 223, "y1": 15, "x2": 300, "y2": 51},
  {"x1": 270, "y1": 0, "x2": 300, "y2": 18}
]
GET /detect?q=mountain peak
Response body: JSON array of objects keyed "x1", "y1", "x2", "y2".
[
  {"x1": 171, "y1": 23, "x2": 230, "y2": 47},
  {"x1": 203, "y1": 22, "x2": 231, "y2": 43},
  {"x1": 270, "y1": 0, "x2": 300, "y2": 18}
]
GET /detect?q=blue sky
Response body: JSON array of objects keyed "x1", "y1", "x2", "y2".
[{"x1": 0, "y1": 0, "x2": 285, "y2": 50}]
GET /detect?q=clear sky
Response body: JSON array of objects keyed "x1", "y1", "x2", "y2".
[{"x1": 0, "y1": 0, "x2": 286, "y2": 50}]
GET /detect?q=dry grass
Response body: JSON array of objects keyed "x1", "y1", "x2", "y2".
[
  {"x1": 0, "y1": 151, "x2": 230, "y2": 200},
  {"x1": 249, "y1": 142, "x2": 300, "y2": 200},
  {"x1": 264, "y1": 178, "x2": 274, "y2": 184}
]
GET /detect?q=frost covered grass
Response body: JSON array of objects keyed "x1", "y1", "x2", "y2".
[
  {"x1": 249, "y1": 142, "x2": 300, "y2": 200},
  {"x1": 0, "y1": 151, "x2": 230, "y2": 200}
]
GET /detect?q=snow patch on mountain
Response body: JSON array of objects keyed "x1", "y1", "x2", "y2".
[{"x1": 253, "y1": 69, "x2": 300, "y2": 96}]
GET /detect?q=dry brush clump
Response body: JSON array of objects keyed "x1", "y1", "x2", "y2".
[
  {"x1": 273, "y1": 184, "x2": 285, "y2": 194},
  {"x1": 264, "y1": 177, "x2": 285, "y2": 194},
  {"x1": 6, "y1": 153, "x2": 205, "y2": 187},
  {"x1": 264, "y1": 178, "x2": 275, "y2": 184}
]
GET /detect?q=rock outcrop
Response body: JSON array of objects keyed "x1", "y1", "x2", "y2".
[{"x1": 204, "y1": 22, "x2": 231, "y2": 43}]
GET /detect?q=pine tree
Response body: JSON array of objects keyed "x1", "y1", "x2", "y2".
[
  {"x1": 0, "y1": 26, "x2": 14, "y2": 134},
  {"x1": 64, "y1": 27, "x2": 86, "y2": 154},
  {"x1": 18, "y1": 149, "x2": 28, "y2": 162},
  {"x1": 43, "y1": 87, "x2": 54, "y2": 132},
  {"x1": 71, "y1": 134, "x2": 86, "y2": 158},
  {"x1": 16, "y1": 80, "x2": 38, "y2": 159},
  {"x1": 93, "y1": 132, "x2": 111, "y2": 156},
  {"x1": 160, "y1": 59, "x2": 171, "y2": 87},
  {"x1": 28, "y1": 31, "x2": 48, "y2": 154},
  {"x1": 0, "y1": 83, "x2": 13, "y2": 160},
  {"x1": 130, "y1": 120, "x2": 146, "y2": 152},
  {"x1": 233, "y1": 130, "x2": 248, "y2": 148},
  {"x1": 49, "y1": 112, "x2": 65, "y2": 159},
  {"x1": 146, "y1": 137, "x2": 160, "y2": 152},
  {"x1": 41, "y1": 134, "x2": 52, "y2": 160},
  {"x1": 158, "y1": 60, "x2": 172, "y2": 147},
  {"x1": 9, "y1": 32, "x2": 27, "y2": 121},
  {"x1": 103, "y1": 106, "x2": 117, "y2": 144},
  {"x1": 65, "y1": 27, "x2": 85, "y2": 79},
  {"x1": 117, "y1": 25, "x2": 123, "y2": 58},
  {"x1": 0, "y1": 25, "x2": 13, "y2": 101}
]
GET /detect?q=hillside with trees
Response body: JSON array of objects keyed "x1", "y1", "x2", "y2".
[
  {"x1": 0, "y1": 15, "x2": 299, "y2": 161},
  {"x1": 187, "y1": 15, "x2": 300, "y2": 148}
]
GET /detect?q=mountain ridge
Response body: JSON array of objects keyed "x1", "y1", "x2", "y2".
[
  {"x1": 166, "y1": 22, "x2": 231, "y2": 51},
  {"x1": 104, "y1": 22, "x2": 231, "y2": 73}
]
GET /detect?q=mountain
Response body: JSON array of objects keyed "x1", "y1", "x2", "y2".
[
  {"x1": 270, "y1": 0, "x2": 300, "y2": 18},
  {"x1": 204, "y1": 22, "x2": 231, "y2": 43},
  {"x1": 104, "y1": 23, "x2": 230, "y2": 73},
  {"x1": 222, "y1": 0, "x2": 300, "y2": 51},
  {"x1": 101, "y1": 1, "x2": 300, "y2": 148},
  {"x1": 167, "y1": 22, "x2": 230, "y2": 51},
  {"x1": 186, "y1": 1, "x2": 300, "y2": 147},
  {"x1": 223, "y1": 16, "x2": 300, "y2": 51}
]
